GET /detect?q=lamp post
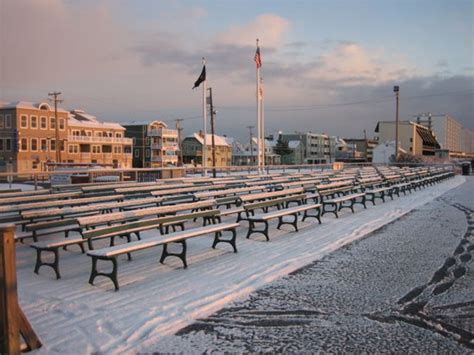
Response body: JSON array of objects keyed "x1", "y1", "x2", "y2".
[{"x1": 393, "y1": 85, "x2": 400, "y2": 161}]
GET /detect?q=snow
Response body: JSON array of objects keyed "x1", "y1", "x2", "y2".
[
  {"x1": 14, "y1": 176, "x2": 465, "y2": 353},
  {"x1": 0, "y1": 183, "x2": 41, "y2": 191}
]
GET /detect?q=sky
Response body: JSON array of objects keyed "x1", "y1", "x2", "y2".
[{"x1": 0, "y1": 0, "x2": 473, "y2": 141}]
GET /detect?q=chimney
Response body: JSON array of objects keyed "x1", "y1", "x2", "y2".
[{"x1": 198, "y1": 130, "x2": 203, "y2": 138}]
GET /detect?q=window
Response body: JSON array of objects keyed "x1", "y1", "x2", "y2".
[
  {"x1": 0, "y1": 115, "x2": 3, "y2": 129},
  {"x1": 145, "y1": 137, "x2": 150, "y2": 145},
  {"x1": 50, "y1": 117, "x2": 56, "y2": 130},
  {"x1": 40, "y1": 139, "x2": 48, "y2": 151},
  {"x1": 5, "y1": 114, "x2": 12, "y2": 128},
  {"x1": 134, "y1": 149, "x2": 140, "y2": 158},
  {"x1": 5, "y1": 139, "x2": 12, "y2": 151},
  {"x1": 20, "y1": 115, "x2": 28, "y2": 128},
  {"x1": 68, "y1": 145, "x2": 79, "y2": 154},
  {"x1": 30, "y1": 116, "x2": 38, "y2": 129},
  {"x1": 132, "y1": 137, "x2": 136, "y2": 145},
  {"x1": 0, "y1": 139, "x2": 3, "y2": 151},
  {"x1": 92, "y1": 145, "x2": 101, "y2": 154},
  {"x1": 50, "y1": 139, "x2": 56, "y2": 151},
  {"x1": 59, "y1": 118, "x2": 65, "y2": 130},
  {"x1": 30, "y1": 138, "x2": 38, "y2": 151},
  {"x1": 40, "y1": 116, "x2": 47, "y2": 129},
  {"x1": 61, "y1": 141, "x2": 65, "y2": 152},
  {"x1": 21, "y1": 138, "x2": 28, "y2": 151},
  {"x1": 116, "y1": 132, "x2": 123, "y2": 138},
  {"x1": 145, "y1": 149, "x2": 150, "y2": 158}
]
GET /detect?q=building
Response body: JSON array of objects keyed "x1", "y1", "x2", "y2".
[
  {"x1": 181, "y1": 132, "x2": 232, "y2": 167},
  {"x1": 277, "y1": 132, "x2": 337, "y2": 164},
  {"x1": 335, "y1": 138, "x2": 365, "y2": 162},
  {"x1": 67, "y1": 110, "x2": 132, "y2": 168},
  {"x1": 415, "y1": 114, "x2": 474, "y2": 156},
  {"x1": 343, "y1": 138, "x2": 377, "y2": 162},
  {"x1": 461, "y1": 128, "x2": 474, "y2": 155},
  {"x1": 0, "y1": 101, "x2": 132, "y2": 173},
  {"x1": 123, "y1": 121, "x2": 179, "y2": 168},
  {"x1": 373, "y1": 141, "x2": 407, "y2": 164},
  {"x1": 229, "y1": 137, "x2": 281, "y2": 166},
  {"x1": 375, "y1": 121, "x2": 440, "y2": 156}
]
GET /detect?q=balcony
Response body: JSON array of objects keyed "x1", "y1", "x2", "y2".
[
  {"x1": 151, "y1": 155, "x2": 178, "y2": 163},
  {"x1": 148, "y1": 128, "x2": 178, "y2": 137},
  {"x1": 68, "y1": 135, "x2": 133, "y2": 145},
  {"x1": 151, "y1": 142, "x2": 179, "y2": 150}
]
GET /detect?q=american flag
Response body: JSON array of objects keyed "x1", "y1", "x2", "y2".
[{"x1": 254, "y1": 46, "x2": 262, "y2": 68}]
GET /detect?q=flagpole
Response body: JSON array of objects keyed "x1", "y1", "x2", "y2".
[
  {"x1": 256, "y1": 39, "x2": 261, "y2": 174},
  {"x1": 202, "y1": 57, "x2": 207, "y2": 176}
]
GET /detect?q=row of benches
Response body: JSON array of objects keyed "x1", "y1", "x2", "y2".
[{"x1": 8, "y1": 166, "x2": 455, "y2": 290}]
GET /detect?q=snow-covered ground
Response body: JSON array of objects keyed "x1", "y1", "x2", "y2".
[{"x1": 15, "y1": 176, "x2": 464, "y2": 353}]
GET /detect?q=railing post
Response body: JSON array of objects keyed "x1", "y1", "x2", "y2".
[
  {"x1": 0, "y1": 224, "x2": 42, "y2": 353},
  {"x1": 1, "y1": 224, "x2": 20, "y2": 354}
]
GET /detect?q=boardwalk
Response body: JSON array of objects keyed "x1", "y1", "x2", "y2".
[{"x1": 14, "y1": 175, "x2": 464, "y2": 353}]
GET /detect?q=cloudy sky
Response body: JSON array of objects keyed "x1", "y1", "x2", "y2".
[{"x1": 1, "y1": 0, "x2": 473, "y2": 140}]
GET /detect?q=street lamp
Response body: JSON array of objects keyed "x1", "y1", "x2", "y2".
[{"x1": 393, "y1": 85, "x2": 400, "y2": 161}]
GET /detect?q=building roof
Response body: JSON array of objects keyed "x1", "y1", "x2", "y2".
[
  {"x1": 68, "y1": 110, "x2": 125, "y2": 130},
  {"x1": 288, "y1": 140, "x2": 301, "y2": 149},
  {"x1": 0, "y1": 101, "x2": 69, "y2": 113},
  {"x1": 416, "y1": 125, "x2": 440, "y2": 148},
  {"x1": 190, "y1": 133, "x2": 231, "y2": 147}
]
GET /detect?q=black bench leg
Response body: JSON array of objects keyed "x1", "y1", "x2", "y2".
[
  {"x1": 212, "y1": 229, "x2": 238, "y2": 253},
  {"x1": 362, "y1": 196, "x2": 367, "y2": 209},
  {"x1": 160, "y1": 241, "x2": 188, "y2": 268},
  {"x1": 34, "y1": 248, "x2": 61, "y2": 279},
  {"x1": 277, "y1": 214, "x2": 298, "y2": 232},
  {"x1": 302, "y1": 207, "x2": 322, "y2": 224},
  {"x1": 323, "y1": 203, "x2": 338, "y2": 218},
  {"x1": 246, "y1": 220, "x2": 269, "y2": 241},
  {"x1": 89, "y1": 256, "x2": 120, "y2": 291},
  {"x1": 246, "y1": 221, "x2": 255, "y2": 239}
]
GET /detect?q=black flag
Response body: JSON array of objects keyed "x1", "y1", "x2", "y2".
[{"x1": 192, "y1": 65, "x2": 206, "y2": 89}]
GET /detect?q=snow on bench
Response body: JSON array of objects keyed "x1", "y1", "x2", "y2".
[
  {"x1": 246, "y1": 202, "x2": 322, "y2": 241},
  {"x1": 322, "y1": 192, "x2": 367, "y2": 218},
  {"x1": 87, "y1": 221, "x2": 240, "y2": 291}
]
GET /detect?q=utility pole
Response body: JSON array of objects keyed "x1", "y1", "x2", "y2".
[
  {"x1": 175, "y1": 119, "x2": 184, "y2": 166},
  {"x1": 363, "y1": 129, "x2": 368, "y2": 162},
  {"x1": 393, "y1": 85, "x2": 400, "y2": 161},
  {"x1": 48, "y1": 91, "x2": 63, "y2": 164},
  {"x1": 142, "y1": 125, "x2": 146, "y2": 168},
  {"x1": 247, "y1": 125, "x2": 254, "y2": 166},
  {"x1": 208, "y1": 87, "x2": 217, "y2": 178}
]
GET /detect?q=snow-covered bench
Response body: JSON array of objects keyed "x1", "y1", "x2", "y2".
[
  {"x1": 246, "y1": 201, "x2": 322, "y2": 241},
  {"x1": 87, "y1": 220, "x2": 239, "y2": 290},
  {"x1": 321, "y1": 192, "x2": 366, "y2": 218},
  {"x1": 30, "y1": 209, "x2": 220, "y2": 280}
]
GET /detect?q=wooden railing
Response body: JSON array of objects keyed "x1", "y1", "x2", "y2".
[{"x1": 0, "y1": 225, "x2": 42, "y2": 353}]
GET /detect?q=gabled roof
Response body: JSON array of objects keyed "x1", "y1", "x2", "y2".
[{"x1": 190, "y1": 133, "x2": 230, "y2": 147}]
